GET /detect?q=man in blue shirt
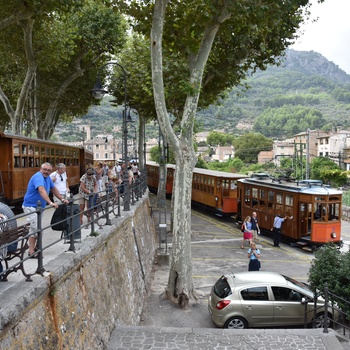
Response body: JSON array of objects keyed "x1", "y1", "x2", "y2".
[
  {"x1": 272, "y1": 214, "x2": 286, "y2": 248},
  {"x1": 23, "y1": 162, "x2": 69, "y2": 257}
]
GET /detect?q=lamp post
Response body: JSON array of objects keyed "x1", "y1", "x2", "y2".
[
  {"x1": 128, "y1": 124, "x2": 137, "y2": 160},
  {"x1": 90, "y1": 61, "x2": 130, "y2": 211}
]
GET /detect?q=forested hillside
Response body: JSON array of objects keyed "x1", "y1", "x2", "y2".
[
  {"x1": 56, "y1": 49, "x2": 350, "y2": 141},
  {"x1": 197, "y1": 49, "x2": 350, "y2": 138}
]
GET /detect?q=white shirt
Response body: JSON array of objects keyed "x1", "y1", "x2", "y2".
[{"x1": 50, "y1": 171, "x2": 68, "y2": 195}]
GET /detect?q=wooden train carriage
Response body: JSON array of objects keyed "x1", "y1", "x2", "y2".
[
  {"x1": 237, "y1": 174, "x2": 342, "y2": 247},
  {"x1": 146, "y1": 161, "x2": 247, "y2": 215},
  {"x1": 146, "y1": 162, "x2": 175, "y2": 195},
  {"x1": 192, "y1": 167, "x2": 247, "y2": 215},
  {"x1": 0, "y1": 133, "x2": 92, "y2": 206}
]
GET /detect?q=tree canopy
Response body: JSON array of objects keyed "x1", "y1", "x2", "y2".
[
  {"x1": 310, "y1": 157, "x2": 348, "y2": 187},
  {"x1": 233, "y1": 132, "x2": 273, "y2": 163},
  {"x1": 0, "y1": 0, "x2": 127, "y2": 138}
]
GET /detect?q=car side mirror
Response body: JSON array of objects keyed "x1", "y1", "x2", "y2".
[{"x1": 301, "y1": 297, "x2": 307, "y2": 304}]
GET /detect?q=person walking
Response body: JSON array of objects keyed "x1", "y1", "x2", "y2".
[
  {"x1": 241, "y1": 216, "x2": 253, "y2": 249},
  {"x1": 78, "y1": 168, "x2": 98, "y2": 224},
  {"x1": 247, "y1": 242, "x2": 261, "y2": 271},
  {"x1": 23, "y1": 162, "x2": 69, "y2": 258},
  {"x1": 50, "y1": 163, "x2": 70, "y2": 202},
  {"x1": 251, "y1": 211, "x2": 260, "y2": 241},
  {"x1": 95, "y1": 162, "x2": 103, "y2": 193}
]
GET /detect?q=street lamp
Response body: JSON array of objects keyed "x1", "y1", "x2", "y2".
[
  {"x1": 90, "y1": 61, "x2": 130, "y2": 211},
  {"x1": 128, "y1": 124, "x2": 137, "y2": 160}
]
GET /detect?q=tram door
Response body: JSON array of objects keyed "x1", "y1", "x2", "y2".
[{"x1": 298, "y1": 202, "x2": 312, "y2": 236}]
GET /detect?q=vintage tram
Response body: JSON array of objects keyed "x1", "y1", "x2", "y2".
[
  {"x1": 146, "y1": 161, "x2": 247, "y2": 215},
  {"x1": 237, "y1": 173, "x2": 342, "y2": 249},
  {"x1": 0, "y1": 132, "x2": 93, "y2": 209}
]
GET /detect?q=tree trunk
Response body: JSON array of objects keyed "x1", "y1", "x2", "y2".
[{"x1": 166, "y1": 150, "x2": 197, "y2": 305}]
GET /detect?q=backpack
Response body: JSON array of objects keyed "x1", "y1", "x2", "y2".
[{"x1": 241, "y1": 223, "x2": 245, "y2": 232}]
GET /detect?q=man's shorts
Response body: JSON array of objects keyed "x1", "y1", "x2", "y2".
[{"x1": 22, "y1": 206, "x2": 38, "y2": 238}]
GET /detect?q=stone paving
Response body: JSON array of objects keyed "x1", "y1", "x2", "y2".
[{"x1": 107, "y1": 326, "x2": 347, "y2": 350}]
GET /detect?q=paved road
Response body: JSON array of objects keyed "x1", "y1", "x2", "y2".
[{"x1": 107, "y1": 205, "x2": 350, "y2": 349}]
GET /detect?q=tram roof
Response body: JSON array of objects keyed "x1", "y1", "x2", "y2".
[
  {"x1": 0, "y1": 132, "x2": 85, "y2": 150},
  {"x1": 238, "y1": 175, "x2": 342, "y2": 195}
]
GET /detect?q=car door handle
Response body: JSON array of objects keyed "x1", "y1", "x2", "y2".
[
  {"x1": 245, "y1": 306, "x2": 254, "y2": 310},
  {"x1": 276, "y1": 306, "x2": 284, "y2": 310}
]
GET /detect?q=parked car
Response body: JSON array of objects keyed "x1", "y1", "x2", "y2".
[{"x1": 208, "y1": 271, "x2": 337, "y2": 329}]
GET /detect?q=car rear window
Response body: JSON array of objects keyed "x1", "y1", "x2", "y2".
[{"x1": 214, "y1": 276, "x2": 232, "y2": 298}]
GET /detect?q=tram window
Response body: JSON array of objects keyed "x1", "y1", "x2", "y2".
[
  {"x1": 29, "y1": 157, "x2": 34, "y2": 167},
  {"x1": 35, "y1": 158, "x2": 40, "y2": 167},
  {"x1": 329, "y1": 196, "x2": 340, "y2": 201},
  {"x1": 14, "y1": 156, "x2": 20, "y2": 168},
  {"x1": 329, "y1": 203, "x2": 339, "y2": 220},
  {"x1": 285, "y1": 195, "x2": 293, "y2": 206},
  {"x1": 51, "y1": 148, "x2": 55, "y2": 156},
  {"x1": 46, "y1": 147, "x2": 50, "y2": 156},
  {"x1": 14, "y1": 143, "x2": 20, "y2": 154},
  {"x1": 28, "y1": 145, "x2": 33, "y2": 155},
  {"x1": 35, "y1": 146, "x2": 39, "y2": 156},
  {"x1": 21, "y1": 156, "x2": 27, "y2": 167},
  {"x1": 260, "y1": 189, "x2": 265, "y2": 199},
  {"x1": 41, "y1": 147, "x2": 45, "y2": 156},
  {"x1": 230, "y1": 181, "x2": 236, "y2": 189},
  {"x1": 276, "y1": 193, "x2": 283, "y2": 204},
  {"x1": 268, "y1": 190, "x2": 274, "y2": 202},
  {"x1": 21, "y1": 144, "x2": 27, "y2": 155}
]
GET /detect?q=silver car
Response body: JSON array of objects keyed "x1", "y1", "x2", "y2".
[{"x1": 208, "y1": 271, "x2": 336, "y2": 329}]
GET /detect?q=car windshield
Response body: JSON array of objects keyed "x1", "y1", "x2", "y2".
[
  {"x1": 282, "y1": 275, "x2": 313, "y2": 294},
  {"x1": 214, "y1": 276, "x2": 232, "y2": 298}
]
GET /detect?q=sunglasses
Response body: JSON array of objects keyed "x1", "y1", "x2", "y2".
[
  {"x1": 87, "y1": 173, "x2": 93, "y2": 176},
  {"x1": 42, "y1": 168, "x2": 52, "y2": 172}
]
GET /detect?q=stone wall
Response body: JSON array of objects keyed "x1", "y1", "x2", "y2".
[
  {"x1": 342, "y1": 205, "x2": 350, "y2": 221},
  {"x1": 0, "y1": 193, "x2": 156, "y2": 350}
]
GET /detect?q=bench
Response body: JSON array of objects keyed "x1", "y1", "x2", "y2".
[{"x1": 0, "y1": 223, "x2": 32, "y2": 282}]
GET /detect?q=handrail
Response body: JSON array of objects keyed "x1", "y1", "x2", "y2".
[{"x1": 0, "y1": 172, "x2": 148, "y2": 281}]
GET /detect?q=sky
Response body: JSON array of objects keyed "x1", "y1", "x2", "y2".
[{"x1": 291, "y1": 0, "x2": 350, "y2": 74}]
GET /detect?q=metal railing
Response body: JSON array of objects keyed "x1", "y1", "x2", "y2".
[
  {"x1": 304, "y1": 283, "x2": 350, "y2": 337},
  {"x1": 0, "y1": 172, "x2": 147, "y2": 281}
]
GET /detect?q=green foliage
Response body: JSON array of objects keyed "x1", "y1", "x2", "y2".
[
  {"x1": 233, "y1": 132, "x2": 273, "y2": 163},
  {"x1": 310, "y1": 157, "x2": 348, "y2": 187},
  {"x1": 254, "y1": 105, "x2": 326, "y2": 138},
  {"x1": 196, "y1": 50, "x2": 350, "y2": 134},
  {"x1": 149, "y1": 146, "x2": 176, "y2": 164},
  {"x1": 342, "y1": 190, "x2": 350, "y2": 207},
  {"x1": 207, "y1": 157, "x2": 245, "y2": 173},
  {"x1": 206, "y1": 131, "x2": 235, "y2": 147},
  {"x1": 0, "y1": 0, "x2": 127, "y2": 138},
  {"x1": 308, "y1": 244, "x2": 350, "y2": 317},
  {"x1": 195, "y1": 157, "x2": 208, "y2": 169}
]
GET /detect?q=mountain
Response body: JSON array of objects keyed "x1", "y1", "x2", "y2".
[
  {"x1": 56, "y1": 50, "x2": 350, "y2": 141},
  {"x1": 197, "y1": 49, "x2": 350, "y2": 137}
]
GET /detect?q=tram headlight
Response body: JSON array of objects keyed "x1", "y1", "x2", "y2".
[
  {"x1": 215, "y1": 196, "x2": 218, "y2": 202},
  {"x1": 331, "y1": 232, "x2": 337, "y2": 239}
]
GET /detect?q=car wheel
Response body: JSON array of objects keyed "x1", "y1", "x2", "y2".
[
  {"x1": 224, "y1": 316, "x2": 248, "y2": 329},
  {"x1": 314, "y1": 312, "x2": 332, "y2": 328}
]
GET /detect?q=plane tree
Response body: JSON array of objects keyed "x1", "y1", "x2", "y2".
[
  {"x1": 116, "y1": 0, "x2": 316, "y2": 307},
  {"x1": 0, "y1": 0, "x2": 127, "y2": 138}
]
